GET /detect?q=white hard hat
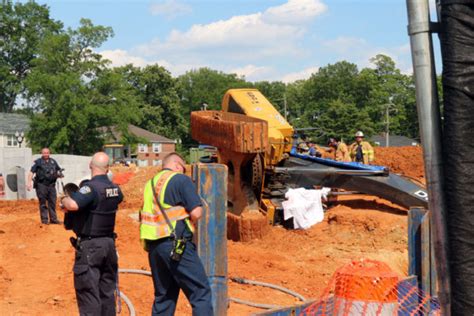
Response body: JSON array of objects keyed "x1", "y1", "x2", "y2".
[{"x1": 355, "y1": 131, "x2": 364, "y2": 137}]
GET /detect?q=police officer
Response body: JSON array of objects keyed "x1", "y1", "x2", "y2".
[
  {"x1": 27, "y1": 147, "x2": 63, "y2": 224},
  {"x1": 61, "y1": 152, "x2": 123, "y2": 316},
  {"x1": 140, "y1": 152, "x2": 213, "y2": 316}
]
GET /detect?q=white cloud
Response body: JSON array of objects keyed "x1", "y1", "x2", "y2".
[
  {"x1": 100, "y1": 49, "x2": 204, "y2": 75},
  {"x1": 321, "y1": 36, "x2": 413, "y2": 74},
  {"x1": 100, "y1": 1, "x2": 329, "y2": 82},
  {"x1": 229, "y1": 64, "x2": 274, "y2": 81},
  {"x1": 101, "y1": 49, "x2": 155, "y2": 68},
  {"x1": 263, "y1": 0, "x2": 327, "y2": 24},
  {"x1": 149, "y1": 0, "x2": 192, "y2": 19},
  {"x1": 281, "y1": 66, "x2": 319, "y2": 83},
  {"x1": 136, "y1": 0, "x2": 326, "y2": 62}
]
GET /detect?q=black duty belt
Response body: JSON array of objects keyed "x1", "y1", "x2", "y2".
[{"x1": 78, "y1": 233, "x2": 117, "y2": 240}]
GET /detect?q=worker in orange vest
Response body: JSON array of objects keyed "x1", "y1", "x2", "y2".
[{"x1": 349, "y1": 131, "x2": 374, "y2": 164}]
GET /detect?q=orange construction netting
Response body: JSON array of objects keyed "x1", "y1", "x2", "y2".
[{"x1": 301, "y1": 259, "x2": 440, "y2": 316}]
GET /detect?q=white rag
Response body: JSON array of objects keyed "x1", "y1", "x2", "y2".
[{"x1": 282, "y1": 187, "x2": 331, "y2": 229}]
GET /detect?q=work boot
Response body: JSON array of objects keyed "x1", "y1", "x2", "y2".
[{"x1": 50, "y1": 220, "x2": 62, "y2": 225}]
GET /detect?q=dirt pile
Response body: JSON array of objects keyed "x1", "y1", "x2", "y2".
[
  {"x1": 374, "y1": 146, "x2": 425, "y2": 183},
  {"x1": 0, "y1": 147, "x2": 424, "y2": 315}
]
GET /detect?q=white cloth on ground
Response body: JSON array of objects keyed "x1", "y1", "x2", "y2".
[{"x1": 282, "y1": 187, "x2": 331, "y2": 229}]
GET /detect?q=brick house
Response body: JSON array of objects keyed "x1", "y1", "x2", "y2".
[{"x1": 102, "y1": 124, "x2": 176, "y2": 167}]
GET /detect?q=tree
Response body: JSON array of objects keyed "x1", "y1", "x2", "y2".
[
  {"x1": 0, "y1": 0, "x2": 62, "y2": 112},
  {"x1": 25, "y1": 19, "x2": 141, "y2": 155},
  {"x1": 177, "y1": 68, "x2": 251, "y2": 114},
  {"x1": 359, "y1": 54, "x2": 418, "y2": 138},
  {"x1": 115, "y1": 64, "x2": 186, "y2": 141},
  {"x1": 303, "y1": 61, "x2": 361, "y2": 107}
]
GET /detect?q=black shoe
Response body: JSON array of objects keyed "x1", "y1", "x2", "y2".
[{"x1": 50, "y1": 220, "x2": 62, "y2": 225}]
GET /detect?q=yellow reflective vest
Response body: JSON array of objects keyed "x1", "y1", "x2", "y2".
[
  {"x1": 349, "y1": 141, "x2": 375, "y2": 164},
  {"x1": 139, "y1": 170, "x2": 194, "y2": 246}
]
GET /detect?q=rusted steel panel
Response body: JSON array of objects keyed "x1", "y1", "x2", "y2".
[
  {"x1": 194, "y1": 163, "x2": 228, "y2": 316},
  {"x1": 191, "y1": 111, "x2": 268, "y2": 153}
]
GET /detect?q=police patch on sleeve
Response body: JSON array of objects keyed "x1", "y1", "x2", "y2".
[{"x1": 79, "y1": 185, "x2": 92, "y2": 194}]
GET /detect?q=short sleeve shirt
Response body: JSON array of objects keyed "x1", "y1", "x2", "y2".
[
  {"x1": 160, "y1": 169, "x2": 202, "y2": 237},
  {"x1": 162, "y1": 172, "x2": 202, "y2": 213},
  {"x1": 71, "y1": 175, "x2": 124, "y2": 211},
  {"x1": 30, "y1": 158, "x2": 61, "y2": 173}
]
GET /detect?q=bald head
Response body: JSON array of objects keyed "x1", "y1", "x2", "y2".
[
  {"x1": 90, "y1": 152, "x2": 110, "y2": 175},
  {"x1": 163, "y1": 152, "x2": 186, "y2": 173}
]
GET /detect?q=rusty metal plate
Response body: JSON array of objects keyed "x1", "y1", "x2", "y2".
[{"x1": 191, "y1": 111, "x2": 268, "y2": 153}]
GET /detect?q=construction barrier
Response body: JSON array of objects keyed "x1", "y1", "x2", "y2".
[
  {"x1": 332, "y1": 260, "x2": 398, "y2": 315},
  {"x1": 297, "y1": 259, "x2": 439, "y2": 316}
]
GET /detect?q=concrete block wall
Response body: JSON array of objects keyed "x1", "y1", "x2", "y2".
[
  {"x1": 0, "y1": 147, "x2": 34, "y2": 200},
  {"x1": 32, "y1": 154, "x2": 92, "y2": 193},
  {"x1": 0, "y1": 148, "x2": 92, "y2": 201}
]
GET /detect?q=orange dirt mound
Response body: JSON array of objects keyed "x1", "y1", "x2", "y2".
[
  {"x1": 374, "y1": 146, "x2": 425, "y2": 183},
  {"x1": 0, "y1": 148, "x2": 424, "y2": 315},
  {"x1": 111, "y1": 171, "x2": 134, "y2": 185}
]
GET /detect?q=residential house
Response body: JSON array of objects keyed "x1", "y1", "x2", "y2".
[
  {"x1": 0, "y1": 113, "x2": 30, "y2": 148},
  {"x1": 102, "y1": 124, "x2": 176, "y2": 167}
]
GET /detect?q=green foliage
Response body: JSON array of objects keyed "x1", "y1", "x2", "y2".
[
  {"x1": 115, "y1": 64, "x2": 186, "y2": 140},
  {"x1": 0, "y1": 0, "x2": 62, "y2": 112},
  {"x1": 1, "y1": 1, "x2": 422, "y2": 152},
  {"x1": 177, "y1": 68, "x2": 251, "y2": 113},
  {"x1": 313, "y1": 99, "x2": 375, "y2": 143},
  {"x1": 25, "y1": 19, "x2": 140, "y2": 155},
  {"x1": 285, "y1": 55, "x2": 419, "y2": 141}
]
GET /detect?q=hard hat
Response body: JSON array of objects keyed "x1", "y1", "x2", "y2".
[
  {"x1": 298, "y1": 143, "x2": 309, "y2": 150},
  {"x1": 355, "y1": 131, "x2": 364, "y2": 137}
]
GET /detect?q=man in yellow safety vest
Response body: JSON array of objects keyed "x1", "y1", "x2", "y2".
[{"x1": 140, "y1": 152, "x2": 213, "y2": 316}]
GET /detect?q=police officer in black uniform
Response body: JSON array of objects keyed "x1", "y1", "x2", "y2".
[
  {"x1": 27, "y1": 147, "x2": 63, "y2": 224},
  {"x1": 61, "y1": 152, "x2": 123, "y2": 316}
]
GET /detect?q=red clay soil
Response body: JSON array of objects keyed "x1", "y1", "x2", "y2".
[
  {"x1": 0, "y1": 147, "x2": 424, "y2": 315},
  {"x1": 374, "y1": 146, "x2": 425, "y2": 184}
]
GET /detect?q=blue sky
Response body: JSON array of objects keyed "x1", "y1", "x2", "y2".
[{"x1": 39, "y1": 0, "x2": 441, "y2": 82}]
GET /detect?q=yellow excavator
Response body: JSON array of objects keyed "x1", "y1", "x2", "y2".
[{"x1": 191, "y1": 88, "x2": 428, "y2": 226}]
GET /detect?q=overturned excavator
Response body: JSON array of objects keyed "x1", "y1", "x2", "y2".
[{"x1": 191, "y1": 89, "x2": 428, "y2": 237}]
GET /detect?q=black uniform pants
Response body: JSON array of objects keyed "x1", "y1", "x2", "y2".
[
  {"x1": 73, "y1": 237, "x2": 118, "y2": 316},
  {"x1": 36, "y1": 183, "x2": 58, "y2": 223}
]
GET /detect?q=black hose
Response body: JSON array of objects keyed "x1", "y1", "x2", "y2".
[
  {"x1": 230, "y1": 277, "x2": 307, "y2": 302},
  {"x1": 118, "y1": 269, "x2": 308, "y2": 311},
  {"x1": 228, "y1": 297, "x2": 281, "y2": 310}
]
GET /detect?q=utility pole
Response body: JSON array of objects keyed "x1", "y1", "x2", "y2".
[
  {"x1": 407, "y1": 0, "x2": 450, "y2": 313},
  {"x1": 283, "y1": 93, "x2": 288, "y2": 120}
]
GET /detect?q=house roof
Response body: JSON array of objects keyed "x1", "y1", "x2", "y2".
[
  {"x1": 0, "y1": 113, "x2": 30, "y2": 134},
  {"x1": 369, "y1": 134, "x2": 419, "y2": 147},
  {"x1": 102, "y1": 124, "x2": 176, "y2": 144}
]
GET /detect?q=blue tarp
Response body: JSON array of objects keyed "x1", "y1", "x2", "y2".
[{"x1": 289, "y1": 147, "x2": 387, "y2": 172}]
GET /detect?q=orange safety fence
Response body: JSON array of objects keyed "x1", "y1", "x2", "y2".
[{"x1": 301, "y1": 259, "x2": 440, "y2": 316}]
